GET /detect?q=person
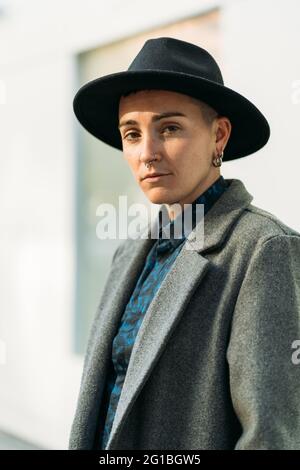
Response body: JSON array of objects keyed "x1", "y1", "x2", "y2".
[{"x1": 68, "y1": 37, "x2": 300, "y2": 450}]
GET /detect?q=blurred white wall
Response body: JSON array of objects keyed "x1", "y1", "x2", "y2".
[
  {"x1": 0, "y1": 0, "x2": 299, "y2": 449},
  {"x1": 221, "y1": 0, "x2": 300, "y2": 229}
]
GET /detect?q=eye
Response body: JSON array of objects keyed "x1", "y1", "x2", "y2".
[
  {"x1": 162, "y1": 125, "x2": 179, "y2": 133},
  {"x1": 123, "y1": 131, "x2": 138, "y2": 141},
  {"x1": 123, "y1": 125, "x2": 180, "y2": 141}
]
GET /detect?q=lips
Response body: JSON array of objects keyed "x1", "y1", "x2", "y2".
[{"x1": 143, "y1": 173, "x2": 170, "y2": 180}]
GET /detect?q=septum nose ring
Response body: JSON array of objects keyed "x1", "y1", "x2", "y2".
[{"x1": 145, "y1": 154, "x2": 157, "y2": 169}]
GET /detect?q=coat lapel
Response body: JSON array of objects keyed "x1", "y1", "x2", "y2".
[{"x1": 106, "y1": 235, "x2": 210, "y2": 449}]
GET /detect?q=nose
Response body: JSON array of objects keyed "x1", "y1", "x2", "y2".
[{"x1": 138, "y1": 134, "x2": 162, "y2": 166}]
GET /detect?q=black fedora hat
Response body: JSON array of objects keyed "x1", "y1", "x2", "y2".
[{"x1": 73, "y1": 36, "x2": 270, "y2": 161}]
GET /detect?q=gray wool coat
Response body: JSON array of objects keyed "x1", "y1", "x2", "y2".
[{"x1": 68, "y1": 178, "x2": 300, "y2": 450}]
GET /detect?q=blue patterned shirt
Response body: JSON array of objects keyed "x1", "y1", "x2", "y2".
[{"x1": 95, "y1": 175, "x2": 229, "y2": 449}]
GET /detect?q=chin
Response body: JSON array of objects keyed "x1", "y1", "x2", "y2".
[{"x1": 143, "y1": 189, "x2": 180, "y2": 206}]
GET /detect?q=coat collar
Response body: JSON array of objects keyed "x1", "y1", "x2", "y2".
[
  {"x1": 70, "y1": 178, "x2": 253, "y2": 450},
  {"x1": 190, "y1": 178, "x2": 253, "y2": 253}
]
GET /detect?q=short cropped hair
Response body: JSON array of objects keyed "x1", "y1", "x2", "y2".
[{"x1": 120, "y1": 89, "x2": 219, "y2": 127}]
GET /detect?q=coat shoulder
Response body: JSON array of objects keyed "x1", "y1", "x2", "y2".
[{"x1": 236, "y1": 203, "x2": 300, "y2": 244}]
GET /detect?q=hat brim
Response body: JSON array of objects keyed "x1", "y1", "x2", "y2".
[{"x1": 73, "y1": 69, "x2": 270, "y2": 161}]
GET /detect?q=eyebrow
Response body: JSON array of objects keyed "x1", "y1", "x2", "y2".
[{"x1": 118, "y1": 112, "x2": 187, "y2": 129}]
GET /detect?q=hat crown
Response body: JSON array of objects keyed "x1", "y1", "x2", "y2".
[{"x1": 128, "y1": 37, "x2": 224, "y2": 85}]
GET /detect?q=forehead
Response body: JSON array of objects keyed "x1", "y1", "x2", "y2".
[{"x1": 118, "y1": 89, "x2": 200, "y2": 117}]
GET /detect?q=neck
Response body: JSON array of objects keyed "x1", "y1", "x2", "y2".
[{"x1": 166, "y1": 172, "x2": 221, "y2": 221}]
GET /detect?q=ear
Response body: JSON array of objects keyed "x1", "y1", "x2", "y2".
[{"x1": 215, "y1": 117, "x2": 232, "y2": 147}]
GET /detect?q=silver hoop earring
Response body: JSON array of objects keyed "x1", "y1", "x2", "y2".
[{"x1": 212, "y1": 150, "x2": 224, "y2": 167}]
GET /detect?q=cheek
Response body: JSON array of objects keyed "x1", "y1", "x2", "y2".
[
  {"x1": 169, "y1": 137, "x2": 203, "y2": 164},
  {"x1": 187, "y1": 139, "x2": 212, "y2": 167}
]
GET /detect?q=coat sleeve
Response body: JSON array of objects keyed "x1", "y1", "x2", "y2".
[{"x1": 226, "y1": 234, "x2": 300, "y2": 450}]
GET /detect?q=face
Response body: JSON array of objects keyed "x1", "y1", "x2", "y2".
[{"x1": 118, "y1": 89, "x2": 231, "y2": 219}]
